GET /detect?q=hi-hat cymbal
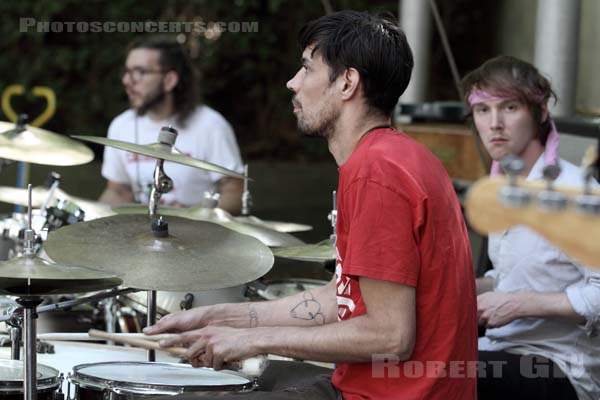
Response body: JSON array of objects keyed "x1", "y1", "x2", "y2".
[
  {"x1": 271, "y1": 239, "x2": 336, "y2": 262},
  {"x1": 43, "y1": 214, "x2": 274, "y2": 291},
  {"x1": 0, "y1": 255, "x2": 122, "y2": 296},
  {"x1": 72, "y1": 135, "x2": 244, "y2": 180},
  {"x1": 0, "y1": 121, "x2": 94, "y2": 166},
  {"x1": 234, "y1": 215, "x2": 312, "y2": 233},
  {"x1": 112, "y1": 205, "x2": 305, "y2": 247},
  {"x1": 0, "y1": 186, "x2": 114, "y2": 220}
]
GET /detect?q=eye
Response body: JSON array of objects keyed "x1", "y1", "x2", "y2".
[{"x1": 473, "y1": 105, "x2": 488, "y2": 114}]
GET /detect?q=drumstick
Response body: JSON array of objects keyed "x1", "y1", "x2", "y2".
[
  {"x1": 88, "y1": 329, "x2": 186, "y2": 356},
  {"x1": 87, "y1": 329, "x2": 269, "y2": 378},
  {"x1": 39, "y1": 332, "x2": 174, "y2": 342}
]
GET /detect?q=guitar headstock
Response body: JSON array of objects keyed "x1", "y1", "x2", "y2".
[{"x1": 465, "y1": 175, "x2": 600, "y2": 269}]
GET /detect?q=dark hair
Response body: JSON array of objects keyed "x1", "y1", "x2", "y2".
[
  {"x1": 128, "y1": 35, "x2": 198, "y2": 126},
  {"x1": 298, "y1": 10, "x2": 413, "y2": 117},
  {"x1": 461, "y1": 55, "x2": 557, "y2": 145}
]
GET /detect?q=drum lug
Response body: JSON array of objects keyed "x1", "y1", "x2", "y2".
[{"x1": 54, "y1": 373, "x2": 65, "y2": 400}]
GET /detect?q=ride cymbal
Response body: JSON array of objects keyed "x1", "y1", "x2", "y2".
[
  {"x1": 112, "y1": 205, "x2": 305, "y2": 247},
  {"x1": 0, "y1": 121, "x2": 94, "y2": 166},
  {"x1": 44, "y1": 214, "x2": 274, "y2": 291},
  {"x1": 72, "y1": 135, "x2": 244, "y2": 179}
]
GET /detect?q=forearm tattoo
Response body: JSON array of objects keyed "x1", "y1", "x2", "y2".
[
  {"x1": 248, "y1": 304, "x2": 259, "y2": 328},
  {"x1": 290, "y1": 291, "x2": 326, "y2": 325}
]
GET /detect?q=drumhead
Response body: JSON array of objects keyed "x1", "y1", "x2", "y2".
[
  {"x1": 70, "y1": 362, "x2": 253, "y2": 393},
  {"x1": 0, "y1": 360, "x2": 60, "y2": 392}
]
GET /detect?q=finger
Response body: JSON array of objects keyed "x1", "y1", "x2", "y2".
[
  {"x1": 143, "y1": 315, "x2": 176, "y2": 335},
  {"x1": 185, "y1": 339, "x2": 207, "y2": 361},
  {"x1": 158, "y1": 333, "x2": 185, "y2": 348}
]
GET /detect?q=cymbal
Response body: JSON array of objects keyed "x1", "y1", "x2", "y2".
[
  {"x1": 0, "y1": 186, "x2": 114, "y2": 220},
  {"x1": 0, "y1": 121, "x2": 94, "y2": 166},
  {"x1": 72, "y1": 135, "x2": 245, "y2": 180},
  {"x1": 112, "y1": 205, "x2": 305, "y2": 247},
  {"x1": 0, "y1": 255, "x2": 122, "y2": 296},
  {"x1": 43, "y1": 214, "x2": 274, "y2": 291},
  {"x1": 271, "y1": 239, "x2": 336, "y2": 262},
  {"x1": 234, "y1": 215, "x2": 312, "y2": 233}
]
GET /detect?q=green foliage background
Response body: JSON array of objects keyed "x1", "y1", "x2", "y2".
[{"x1": 0, "y1": 0, "x2": 497, "y2": 160}]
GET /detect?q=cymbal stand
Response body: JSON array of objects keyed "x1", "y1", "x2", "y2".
[
  {"x1": 16, "y1": 184, "x2": 42, "y2": 400},
  {"x1": 146, "y1": 126, "x2": 178, "y2": 362},
  {"x1": 328, "y1": 190, "x2": 337, "y2": 243},
  {"x1": 241, "y1": 164, "x2": 252, "y2": 216}
]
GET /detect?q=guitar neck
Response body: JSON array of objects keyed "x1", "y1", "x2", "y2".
[{"x1": 465, "y1": 177, "x2": 600, "y2": 269}]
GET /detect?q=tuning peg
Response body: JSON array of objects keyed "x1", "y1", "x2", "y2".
[
  {"x1": 498, "y1": 155, "x2": 531, "y2": 207},
  {"x1": 538, "y1": 163, "x2": 567, "y2": 211},
  {"x1": 575, "y1": 167, "x2": 600, "y2": 215}
]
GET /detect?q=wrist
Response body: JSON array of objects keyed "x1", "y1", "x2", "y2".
[{"x1": 514, "y1": 292, "x2": 534, "y2": 319}]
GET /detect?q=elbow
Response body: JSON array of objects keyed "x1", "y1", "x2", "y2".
[{"x1": 384, "y1": 330, "x2": 415, "y2": 361}]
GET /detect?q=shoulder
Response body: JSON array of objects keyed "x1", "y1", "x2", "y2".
[
  {"x1": 108, "y1": 109, "x2": 136, "y2": 138},
  {"x1": 187, "y1": 105, "x2": 233, "y2": 131}
]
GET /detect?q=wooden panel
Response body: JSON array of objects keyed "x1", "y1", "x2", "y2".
[{"x1": 396, "y1": 123, "x2": 490, "y2": 181}]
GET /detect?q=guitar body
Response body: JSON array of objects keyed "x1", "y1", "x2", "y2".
[{"x1": 465, "y1": 177, "x2": 600, "y2": 269}]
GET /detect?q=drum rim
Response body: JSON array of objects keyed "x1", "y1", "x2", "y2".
[
  {"x1": 69, "y1": 361, "x2": 255, "y2": 393},
  {"x1": 0, "y1": 360, "x2": 61, "y2": 392}
]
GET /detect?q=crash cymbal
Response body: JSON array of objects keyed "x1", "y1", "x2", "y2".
[
  {"x1": 271, "y1": 239, "x2": 336, "y2": 262},
  {"x1": 0, "y1": 121, "x2": 94, "y2": 166},
  {"x1": 0, "y1": 255, "x2": 122, "y2": 296},
  {"x1": 112, "y1": 205, "x2": 305, "y2": 247},
  {"x1": 0, "y1": 186, "x2": 114, "y2": 220},
  {"x1": 72, "y1": 135, "x2": 245, "y2": 180},
  {"x1": 234, "y1": 215, "x2": 312, "y2": 233},
  {"x1": 43, "y1": 214, "x2": 274, "y2": 291}
]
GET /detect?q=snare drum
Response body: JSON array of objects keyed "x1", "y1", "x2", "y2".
[
  {"x1": 69, "y1": 362, "x2": 255, "y2": 399},
  {"x1": 0, "y1": 360, "x2": 61, "y2": 400}
]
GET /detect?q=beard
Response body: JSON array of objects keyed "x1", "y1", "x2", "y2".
[
  {"x1": 295, "y1": 98, "x2": 340, "y2": 140},
  {"x1": 134, "y1": 86, "x2": 167, "y2": 116}
]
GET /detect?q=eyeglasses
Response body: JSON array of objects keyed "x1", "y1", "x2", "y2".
[{"x1": 121, "y1": 66, "x2": 166, "y2": 83}]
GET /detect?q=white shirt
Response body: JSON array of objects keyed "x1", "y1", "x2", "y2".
[
  {"x1": 101, "y1": 105, "x2": 243, "y2": 206},
  {"x1": 479, "y1": 154, "x2": 600, "y2": 400}
]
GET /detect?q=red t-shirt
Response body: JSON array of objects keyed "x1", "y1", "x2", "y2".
[{"x1": 331, "y1": 128, "x2": 477, "y2": 400}]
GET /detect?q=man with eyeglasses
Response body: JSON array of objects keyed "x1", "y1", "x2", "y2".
[{"x1": 99, "y1": 35, "x2": 244, "y2": 214}]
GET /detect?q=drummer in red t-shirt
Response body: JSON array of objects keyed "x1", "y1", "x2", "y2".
[{"x1": 146, "y1": 10, "x2": 478, "y2": 400}]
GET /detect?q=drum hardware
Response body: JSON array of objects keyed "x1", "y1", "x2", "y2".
[
  {"x1": 0, "y1": 186, "x2": 122, "y2": 400},
  {"x1": 235, "y1": 164, "x2": 313, "y2": 233},
  {"x1": 271, "y1": 190, "x2": 337, "y2": 262},
  {"x1": 0, "y1": 118, "x2": 94, "y2": 167}
]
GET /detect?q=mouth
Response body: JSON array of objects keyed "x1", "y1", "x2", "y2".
[
  {"x1": 291, "y1": 99, "x2": 301, "y2": 113},
  {"x1": 489, "y1": 137, "x2": 508, "y2": 144}
]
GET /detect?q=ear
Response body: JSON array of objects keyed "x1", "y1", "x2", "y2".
[
  {"x1": 339, "y1": 68, "x2": 361, "y2": 101},
  {"x1": 163, "y1": 70, "x2": 179, "y2": 93}
]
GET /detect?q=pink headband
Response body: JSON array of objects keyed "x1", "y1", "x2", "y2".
[{"x1": 467, "y1": 89, "x2": 559, "y2": 176}]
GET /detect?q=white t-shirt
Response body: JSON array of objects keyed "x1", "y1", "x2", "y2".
[
  {"x1": 101, "y1": 105, "x2": 243, "y2": 206},
  {"x1": 480, "y1": 154, "x2": 600, "y2": 400}
]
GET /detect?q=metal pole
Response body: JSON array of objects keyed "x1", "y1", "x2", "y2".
[
  {"x1": 147, "y1": 290, "x2": 157, "y2": 362},
  {"x1": 534, "y1": 0, "x2": 581, "y2": 117},
  {"x1": 399, "y1": 0, "x2": 432, "y2": 103}
]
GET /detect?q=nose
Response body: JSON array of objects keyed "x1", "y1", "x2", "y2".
[
  {"x1": 122, "y1": 70, "x2": 132, "y2": 86},
  {"x1": 490, "y1": 108, "x2": 503, "y2": 130},
  {"x1": 286, "y1": 69, "x2": 301, "y2": 92}
]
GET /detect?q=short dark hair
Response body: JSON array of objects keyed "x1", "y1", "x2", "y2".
[
  {"x1": 461, "y1": 55, "x2": 557, "y2": 145},
  {"x1": 298, "y1": 10, "x2": 413, "y2": 117},
  {"x1": 128, "y1": 35, "x2": 198, "y2": 126}
]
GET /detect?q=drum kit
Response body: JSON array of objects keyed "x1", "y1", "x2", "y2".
[{"x1": 0, "y1": 119, "x2": 338, "y2": 399}]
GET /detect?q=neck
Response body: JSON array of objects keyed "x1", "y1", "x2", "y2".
[
  {"x1": 327, "y1": 108, "x2": 390, "y2": 166},
  {"x1": 147, "y1": 95, "x2": 176, "y2": 122},
  {"x1": 518, "y1": 139, "x2": 545, "y2": 177}
]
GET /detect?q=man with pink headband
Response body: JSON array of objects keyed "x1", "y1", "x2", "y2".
[{"x1": 462, "y1": 55, "x2": 600, "y2": 400}]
